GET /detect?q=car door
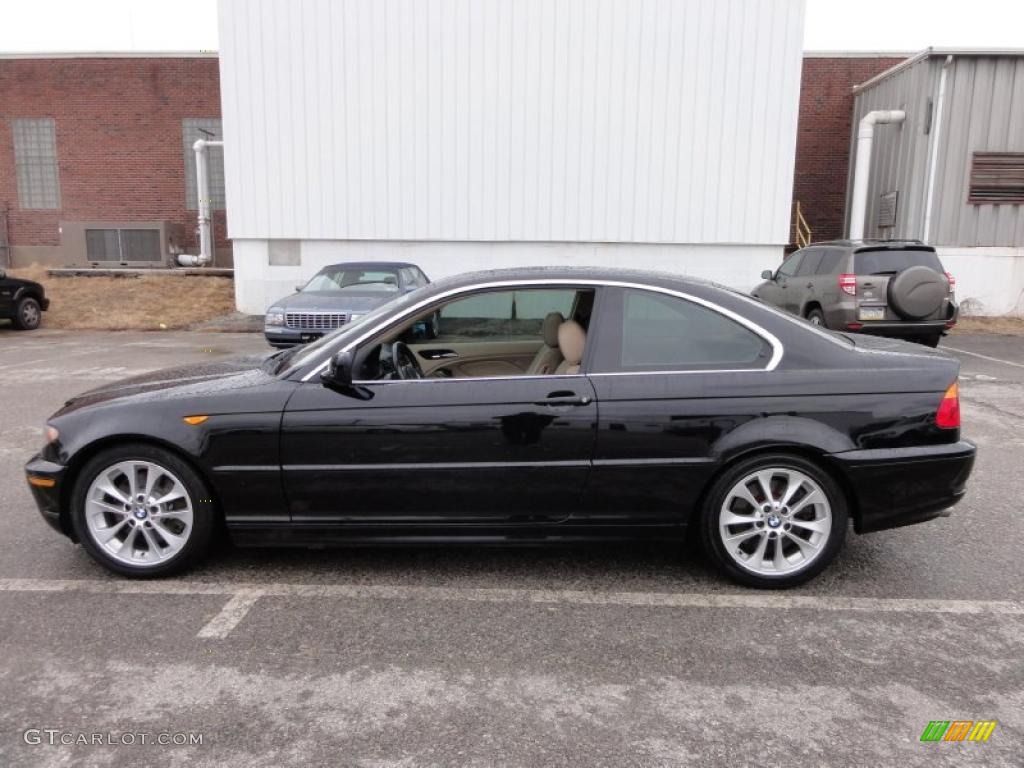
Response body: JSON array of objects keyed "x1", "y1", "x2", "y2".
[
  {"x1": 578, "y1": 286, "x2": 776, "y2": 523},
  {"x1": 780, "y1": 250, "x2": 813, "y2": 314},
  {"x1": 792, "y1": 247, "x2": 824, "y2": 315},
  {"x1": 0, "y1": 272, "x2": 14, "y2": 315},
  {"x1": 758, "y1": 252, "x2": 802, "y2": 313},
  {"x1": 280, "y1": 285, "x2": 600, "y2": 524}
]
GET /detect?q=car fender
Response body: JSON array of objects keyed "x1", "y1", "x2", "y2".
[{"x1": 712, "y1": 414, "x2": 856, "y2": 463}]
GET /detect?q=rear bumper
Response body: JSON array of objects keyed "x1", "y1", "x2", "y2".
[
  {"x1": 825, "y1": 300, "x2": 957, "y2": 337},
  {"x1": 25, "y1": 454, "x2": 71, "y2": 537},
  {"x1": 852, "y1": 321, "x2": 950, "y2": 338},
  {"x1": 828, "y1": 440, "x2": 976, "y2": 534}
]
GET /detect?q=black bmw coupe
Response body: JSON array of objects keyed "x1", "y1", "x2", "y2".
[{"x1": 26, "y1": 267, "x2": 975, "y2": 587}]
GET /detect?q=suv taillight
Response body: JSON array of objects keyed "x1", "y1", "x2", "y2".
[
  {"x1": 839, "y1": 273, "x2": 857, "y2": 296},
  {"x1": 945, "y1": 271, "x2": 956, "y2": 291},
  {"x1": 935, "y1": 381, "x2": 960, "y2": 429}
]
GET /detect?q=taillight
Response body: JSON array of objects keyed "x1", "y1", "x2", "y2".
[
  {"x1": 935, "y1": 381, "x2": 960, "y2": 429},
  {"x1": 945, "y1": 271, "x2": 956, "y2": 291},
  {"x1": 839, "y1": 273, "x2": 857, "y2": 296}
]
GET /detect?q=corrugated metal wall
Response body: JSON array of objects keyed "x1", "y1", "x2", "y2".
[
  {"x1": 850, "y1": 54, "x2": 1024, "y2": 246},
  {"x1": 933, "y1": 56, "x2": 1024, "y2": 246},
  {"x1": 218, "y1": 0, "x2": 804, "y2": 245}
]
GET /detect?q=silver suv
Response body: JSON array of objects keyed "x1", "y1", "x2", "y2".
[{"x1": 752, "y1": 240, "x2": 958, "y2": 347}]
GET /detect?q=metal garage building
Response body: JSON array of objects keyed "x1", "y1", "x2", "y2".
[
  {"x1": 218, "y1": 0, "x2": 806, "y2": 314},
  {"x1": 848, "y1": 49, "x2": 1024, "y2": 315}
]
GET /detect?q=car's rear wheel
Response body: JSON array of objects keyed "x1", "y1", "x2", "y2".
[
  {"x1": 13, "y1": 296, "x2": 41, "y2": 330},
  {"x1": 805, "y1": 307, "x2": 826, "y2": 328},
  {"x1": 700, "y1": 453, "x2": 847, "y2": 588},
  {"x1": 71, "y1": 444, "x2": 215, "y2": 577}
]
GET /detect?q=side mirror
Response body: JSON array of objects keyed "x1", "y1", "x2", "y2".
[
  {"x1": 761, "y1": 269, "x2": 774, "y2": 280},
  {"x1": 321, "y1": 349, "x2": 354, "y2": 388}
]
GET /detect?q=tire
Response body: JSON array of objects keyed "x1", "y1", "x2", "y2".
[
  {"x1": 13, "y1": 296, "x2": 42, "y2": 330},
  {"x1": 699, "y1": 453, "x2": 848, "y2": 588},
  {"x1": 915, "y1": 334, "x2": 942, "y2": 348},
  {"x1": 70, "y1": 443, "x2": 216, "y2": 577},
  {"x1": 805, "y1": 307, "x2": 826, "y2": 328},
  {"x1": 888, "y1": 266, "x2": 945, "y2": 320}
]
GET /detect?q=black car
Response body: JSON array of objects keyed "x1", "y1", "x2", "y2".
[
  {"x1": 25, "y1": 267, "x2": 975, "y2": 588},
  {"x1": 0, "y1": 268, "x2": 49, "y2": 330},
  {"x1": 264, "y1": 261, "x2": 431, "y2": 347}
]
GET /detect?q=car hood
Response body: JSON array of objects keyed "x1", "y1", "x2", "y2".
[
  {"x1": 270, "y1": 290, "x2": 396, "y2": 313},
  {"x1": 4, "y1": 277, "x2": 44, "y2": 292},
  {"x1": 55, "y1": 354, "x2": 274, "y2": 415}
]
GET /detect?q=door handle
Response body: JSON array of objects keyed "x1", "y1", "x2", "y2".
[
  {"x1": 419, "y1": 349, "x2": 459, "y2": 360},
  {"x1": 535, "y1": 392, "x2": 592, "y2": 407}
]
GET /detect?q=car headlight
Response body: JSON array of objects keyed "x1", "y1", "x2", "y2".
[
  {"x1": 348, "y1": 313, "x2": 365, "y2": 325},
  {"x1": 265, "y1": 308, "x2": 285, "y2": 327}
]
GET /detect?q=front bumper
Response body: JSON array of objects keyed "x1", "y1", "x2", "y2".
[
  {"x1": 827, "y1": 439, "x2": 976, "y2": 534},
  {"x1": 25, "y1": 454, "x2": 71, "y2": 537},
  {"x1": 264, "y1": 327, "x2": 323, "y2": 347}
]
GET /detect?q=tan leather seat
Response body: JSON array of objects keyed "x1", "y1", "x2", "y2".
[
  {"x1": 555, "y1": 320, "x2": 586, "y2": 375},
  {"x1": 525, "y1": 312, "x2": 565, "y2": 375}
]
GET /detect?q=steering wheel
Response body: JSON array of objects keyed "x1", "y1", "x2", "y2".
[{"x1": 391, "y1": 341, "x2": 425, "y2": 380}]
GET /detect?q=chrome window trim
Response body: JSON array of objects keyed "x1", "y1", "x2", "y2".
[{"x1": 300, "y1": 279, "x2": 784, "y2": 382}]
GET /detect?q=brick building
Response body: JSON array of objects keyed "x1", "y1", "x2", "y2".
[
  {"x1": 791, "y1": 52, "x2": 907, "y2": 243},
  {"x1": 0, "y1": 53, "x2": 230, "y2": 267},
  {"x1": 1, "y1": 50, "x2": 904, "y2": 271}
]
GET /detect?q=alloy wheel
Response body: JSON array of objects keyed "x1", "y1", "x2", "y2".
[
  {"x1": 84, "y1": 460, "x2": 194, "y2": 566},
  {"x1": 717, "y1": 467, "x2": 832, "y2": 576},
  {"x1": 21, "y1": 301, "x2": 40, "y2": 327}
]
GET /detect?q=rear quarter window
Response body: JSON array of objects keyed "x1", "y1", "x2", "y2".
[
  {"x1": 854, "y1": 249, "x2": 943, "y2": 275},
  {"x1": 593, "y1": 289, "x2": 771, "y2": 372}
]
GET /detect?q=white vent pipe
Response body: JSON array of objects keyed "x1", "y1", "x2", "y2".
[
  {"x1": 178, "y1": 138, "x2": 223, "y2": 267},
  {"x1": 849, "y1": 110, "x2": 905, "y2": 241}
]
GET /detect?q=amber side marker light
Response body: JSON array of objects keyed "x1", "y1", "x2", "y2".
[
  {"x1": 28, "y1": 476, "x2": 56, "y2": 488},
  {"x1": 183, "y1": 415, "x2": 210, "y2": 426},
  {"x1": 935, "y1": 381, "x2": 960, "y2": 429}
]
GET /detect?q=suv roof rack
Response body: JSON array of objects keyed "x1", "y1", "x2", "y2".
[{"x1": 811, "y1": 238, "x2": 927, "y2": 247}]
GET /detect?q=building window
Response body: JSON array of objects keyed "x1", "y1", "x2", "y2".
[
  {"x1": 12, "y1": 118, "x2": 61, "y2": 209},
  {"x1": 268, "y1": 240, "x2": 301, "y2": 266},
  {"x1": 182, "y1": 118, "x2": 225, "y2": 210},
  {"x1": 968, "y1": 152, "x2": 1024, "y2": 204}
]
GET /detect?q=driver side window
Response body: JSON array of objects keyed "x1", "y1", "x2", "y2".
[
  {"x1": 776, "y1": 253, "x2": 803, "y2": 278},
  {"x1": 355, "y1": 288, "x2": 592, "y2": 381}
]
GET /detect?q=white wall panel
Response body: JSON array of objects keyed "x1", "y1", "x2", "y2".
[
  {"x1": 233, "y1": 239, "x2": 785, "y2": 314},
  {"x1": 219, "y1": 0, "x2": 805, "y2": 245}
]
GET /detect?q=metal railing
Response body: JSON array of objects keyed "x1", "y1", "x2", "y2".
[{"x1": 793, "y1": 201, "x2": 812, "y2": 249}]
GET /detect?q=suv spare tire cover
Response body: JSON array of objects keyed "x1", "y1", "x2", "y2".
[{"x1": 887, "y1": 265, "x2": 946, "y2": 320}]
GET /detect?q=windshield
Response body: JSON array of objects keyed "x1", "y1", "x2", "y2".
[
  {"x1": 303, "y1": 267, "x2": 401, "y2": 294},
  {"x1": 854, "y1": 249, "x2": 942, "y2": 275}
]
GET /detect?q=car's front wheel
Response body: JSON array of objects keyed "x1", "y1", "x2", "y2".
[
  {"x1": 13, "y1": 296, "x2": 41, "y2": 330},
  {"x1": 71, "y1": 444, "x2": 215, "y2": 577},
  {"x1": 700, "y1": 453, "x2": 847, "y2": 588}
]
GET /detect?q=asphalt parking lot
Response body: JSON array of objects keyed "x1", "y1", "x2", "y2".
[{"x1": 1, "y1": 328, "x2": 1022, "y2": 767}]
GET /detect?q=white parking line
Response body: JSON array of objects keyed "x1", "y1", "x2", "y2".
[
  {"x1": 945, "y1": 345, "x2": 1024, "y2": 370},
  {"x1": 196, "y1": 589, "x2": 265, "y2": 639},
  {"x1": 1, "y1": 578, "x2": 1021, "y2": 639}
]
